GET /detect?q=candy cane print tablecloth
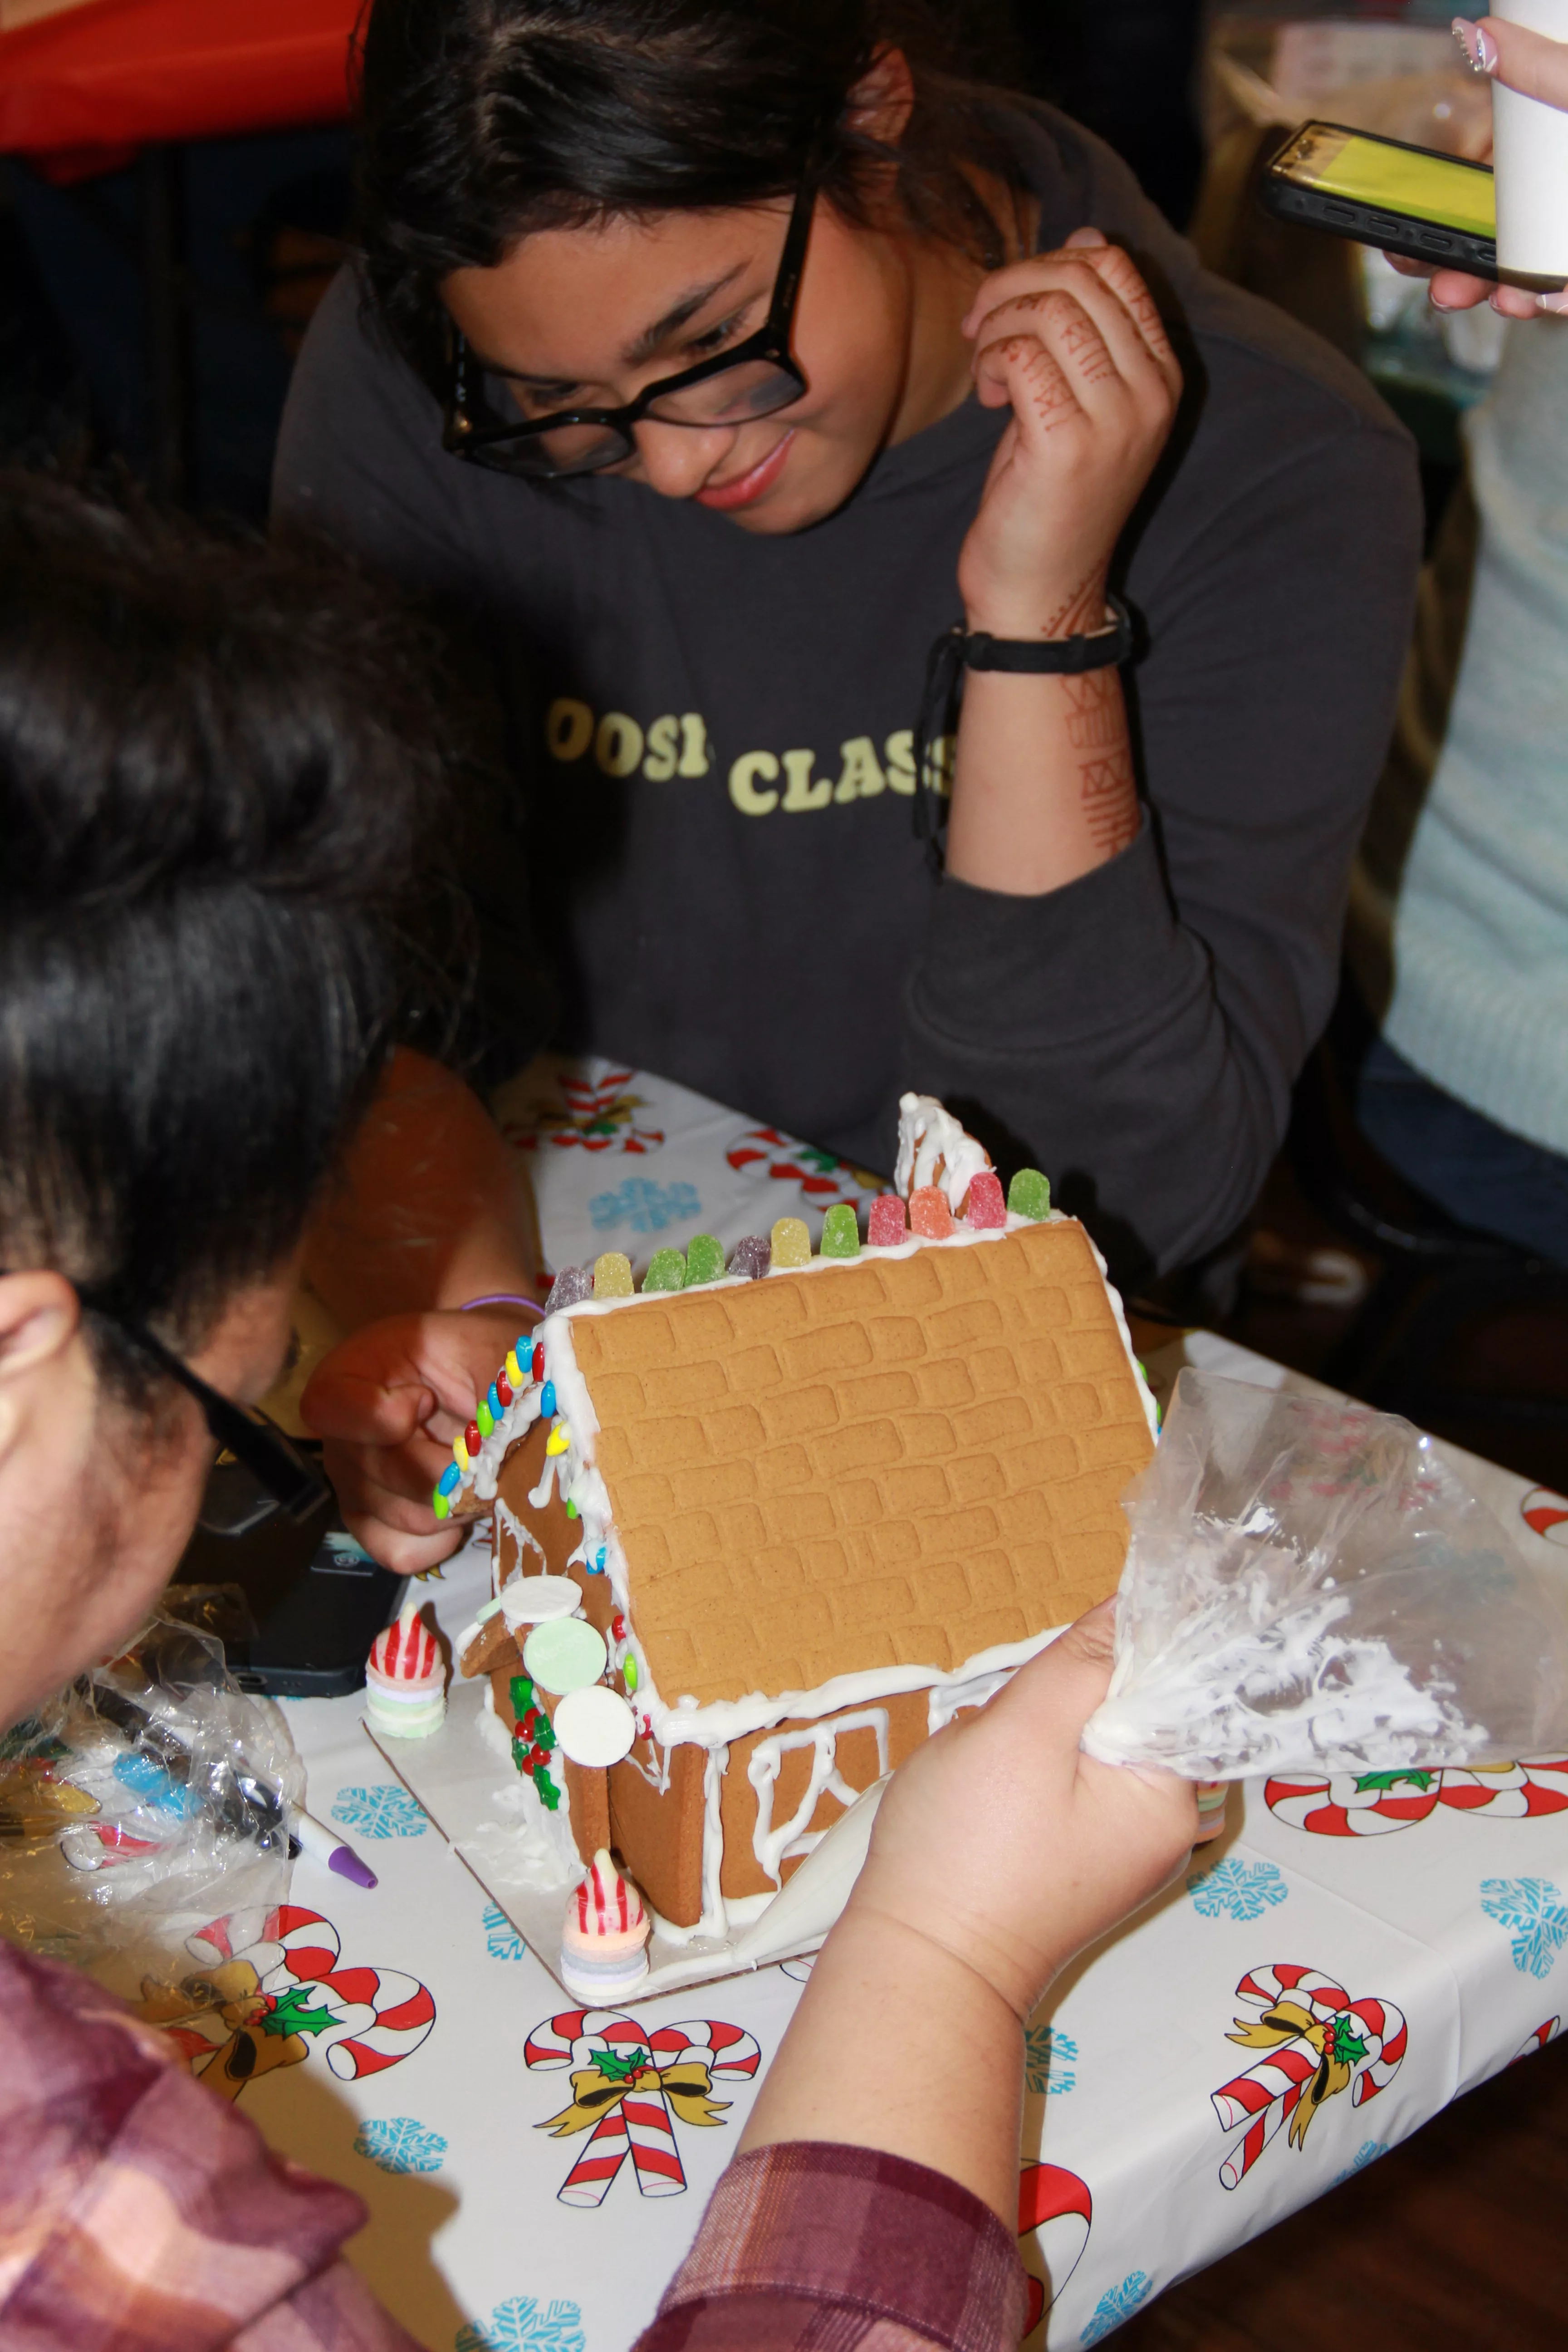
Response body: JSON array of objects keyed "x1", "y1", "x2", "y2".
[{"x1": 191, "y1": 1063, "x2": 1568, "y2": 2351}]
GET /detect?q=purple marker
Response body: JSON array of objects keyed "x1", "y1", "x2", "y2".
[{"x1": 289, "y1": 1807, "x2": 378, "y2": 1889}]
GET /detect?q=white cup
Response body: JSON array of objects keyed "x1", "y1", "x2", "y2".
[{"x1": 1493, "y1": 0, "x2": 1568, "y2": 283}]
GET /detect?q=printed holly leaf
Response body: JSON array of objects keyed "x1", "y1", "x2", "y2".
[
  {"x1": 1353, "y1": 1771, "x2": 1434, "y2": 1795},
  {"x1": 262, "y1": 1984, "x2": 337, "y2": 2040},
  {"x1": 1328, "y1": 2016, "x2": 1370, "y2": 2068},
  {"x1": 593, "y1": 2045, "x2": 650, "y2": 2082}
]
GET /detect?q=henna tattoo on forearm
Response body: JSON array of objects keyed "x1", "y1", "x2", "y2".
[
  {"x1": 1063, "y1": 667, "x2": 1122, "y2": 750},
  {"x1": 1040, "y1": 569, "x2": 1109, "y2": 638},
  {"x1": 1078, "y1": 745, "x2": 1139, "y2": 857}
]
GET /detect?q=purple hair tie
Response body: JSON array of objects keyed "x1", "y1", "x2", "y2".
[{"x1": 459, "y1": 1293, "x2": 544, "y2": 1319}]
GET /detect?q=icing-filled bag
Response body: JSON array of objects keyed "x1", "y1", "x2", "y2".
[{"x1": 1082, "y1": 1371, "x2": 1568, "y2": 1780}]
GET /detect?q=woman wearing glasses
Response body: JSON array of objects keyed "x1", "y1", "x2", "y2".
[
  {"x1": 276, "y1": 0, "x2": 1422, "y2": 1578},
  {"x1": 0, "y1": 473, "x2": 1196, "y2": 2348}
]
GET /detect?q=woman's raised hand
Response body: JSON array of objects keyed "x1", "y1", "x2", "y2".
[{"x1": 956, "y1": 230, "x2": 1182, "y2": 641}]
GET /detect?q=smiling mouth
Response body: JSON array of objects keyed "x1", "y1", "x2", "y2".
[{"x1": 694, "y1": 429, "x2": 796, "y2": 512}]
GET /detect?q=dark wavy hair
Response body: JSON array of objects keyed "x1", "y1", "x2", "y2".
[
  {"x1": 354, "y1": 0, "x2": 1027, "y2": 389},
  {"x1": 0, "y1": 472, "x2": 440, "y2": 1378}
]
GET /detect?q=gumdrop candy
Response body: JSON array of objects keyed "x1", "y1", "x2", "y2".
[
  {"x1": 910, "y1": 1186, "x2": 954, "y2": 1240},
  {"x1": 1007, "y1": 1168, "x2": 1052, "y2": 1221},
  {"x1": 819, "y1": 1203, "x2": 860, "y2": 1259},
  {"x1": 730, "y1": 1235, "x2": 772, "y2": 1281},
  {"x1": 476, "y1": 1397, "x2": 495, "y2": 1439},
  {"x1": 593, "y1": 1252, "x2": 634, "y2": 1299},
  {"x1": 530, "y1": 1341, "x2": 545, "y2": 1382},
  {"x1": 546, "y1": 1265, "x2": 594, "y2": 1313},
  {"x1": 685, "y1": 1233, "x2": 725, "y2": 1287},
  {"x1": 770, "y1": 1216, "x2": 812, "y2": 1269},
  {"x1": 541, "y1": 1380, "x2": 557, "y2": 1417},
  {"x1": 964, "y1": 1170, "x2": 1007, "y2": 1230},
  {"x1": 867, "y1": 1195, "x2": 907, "y2": 1248},
  {"x1": 642, "y1": 1247, "x2": 686, "y2": 1292}
]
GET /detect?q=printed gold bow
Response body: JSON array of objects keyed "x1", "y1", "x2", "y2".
[
  {"x1": 1226, "y1": 1996, "x2": 1366, "y2": 2149},
  {"x1": 538, "y1": 2043, "x2": 729, "y2": 2136}
]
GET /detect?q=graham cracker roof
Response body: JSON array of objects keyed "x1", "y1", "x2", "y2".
[{"x1": 565, "y1": 1219, "x2": 1155, "y2": 1710}]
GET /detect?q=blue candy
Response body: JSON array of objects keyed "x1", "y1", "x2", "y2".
[
  {"x1": 487, "y1": 1382, "x2": 501, "y2": 1418},
  {"x1": 437, "y1": 1461, "x2": 461, "y2": 1498},
  {"x1": 541, "y1": 1380, "x2": 557, "y2": 1417}
]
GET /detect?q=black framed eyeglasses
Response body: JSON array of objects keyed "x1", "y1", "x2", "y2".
[
  {"x1": 118, "y1": 1320, "x2": 329, "y2": 1524},
  {"x1": 443, "y1": 167, "x2": 818, "y2": 481}
]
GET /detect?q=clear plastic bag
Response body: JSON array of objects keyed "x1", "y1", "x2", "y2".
[
  {"x1": 1082, "y1": 1372, "x2": 1568, "y2": 1781},
  {"x1": 0, "y1": 1614, "x2": 303, "y2": 1975}
]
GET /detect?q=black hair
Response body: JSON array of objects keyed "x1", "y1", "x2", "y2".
[
  {"x1": 0, "y1": 471, "x2": 440, "y2": 1377},
  {"x1": 354, "y1": 0, "x2": 1028, "y2": 389}
]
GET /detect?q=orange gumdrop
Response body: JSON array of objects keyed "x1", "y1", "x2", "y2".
[{"x1": 909, "y1": 1185, "x2": 954, "y2": 1239}]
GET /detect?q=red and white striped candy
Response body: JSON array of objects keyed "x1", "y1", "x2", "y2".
[{"x1": 369, "y1": 1600, "x2": 440, "y2": 1684}]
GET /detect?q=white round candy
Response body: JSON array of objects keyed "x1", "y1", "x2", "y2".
[
  {"x1": 552, "y1": 1684, "x2": 637, "y2": 1768},
  {"x1": 523, "y1": 1615, "x2": 608, "y2": 1695},
  {"x1": 500, "y1": 1574, "x2": 582, "y2": 1632}
]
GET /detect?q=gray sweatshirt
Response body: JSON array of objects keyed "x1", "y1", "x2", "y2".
[{"x1": 273, "y1": 103, "x2": 1421, "y2": 1284}]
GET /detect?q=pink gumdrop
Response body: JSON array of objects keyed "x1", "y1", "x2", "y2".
[
  {"x1": 964, "y1": 1170, "x2": 1007, "y2": 1229},
  {"x1": 867, "y1": 1194, "x2": 907, "y2": 1248},
  {"x1": 909, "y1": 1186, "x2": 954, "y2": 1240}
]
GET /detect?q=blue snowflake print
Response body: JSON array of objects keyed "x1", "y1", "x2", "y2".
[
  {"x1": 331, "y1": 1784, "x2": 429, "y2": 1840},
  {"x1": 1187, "y1": 1858, "x2": 1289, "y2": 1922},
  {"x1": 455, "y1": 2298, "x2": 586, "y2": 2352},
  {"x1": 483, "y1": 1902, "x2": 527, "y2": 1961},
  {"x1": 354, "y1": 2117, "x2": 448, "y2": 2176},
  {"x1": 1024, "y1": 2024, "x2": 1078, "y2": 2096},
  {"x1": 1481, "y1": 1877, "x2": 1568, "y2": 1979},
  {"x1": 588, "y1": 1177, "x2": 701, "y2": 1236},
  {"x1": 1330, "y1": 2139, "x2": 1388, "y2": 2188},
  {"x1": 1080, "y1": 2272, "x2": 1152, "y2": 2343}
]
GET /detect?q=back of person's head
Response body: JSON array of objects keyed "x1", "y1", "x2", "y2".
[
  {"x1": 355, "y1": 0, "x2": 1025, "y2": 387},
  {"x1": 0, "y1": 472, "x2": 437, "y2": 1378}
]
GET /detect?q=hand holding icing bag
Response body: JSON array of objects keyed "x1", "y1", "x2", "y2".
[{"x1": 1082, "y1": 1372, "x2": 1568, "y2": 1781}]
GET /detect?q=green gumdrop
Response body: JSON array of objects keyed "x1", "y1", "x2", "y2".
[
  {"x1": 819, "y1": 1203, "x2": 860, "y2": 1259},
  {"x1": 509, "y1": 1673, "x2": 534, "y2": 1717},
  {"x1": 642, "y1": 1247, "x2": 686, "y2": 1292},
  {"x1": 1007, "y1": 1168, "x2": 1052, "y2": 1221},
  {"x1": 684, "y1": 1233, "x2": 725, "y2": 1287}
]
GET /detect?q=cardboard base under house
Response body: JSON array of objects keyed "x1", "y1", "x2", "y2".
[{"x1": 364, "y1": 1673, "x2": 886, "y2": 2002}]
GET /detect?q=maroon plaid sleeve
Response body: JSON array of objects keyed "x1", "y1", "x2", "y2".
[
  {"x1": 0, "y1": 1943, "x2": 422, "y2": 2351},
  {"x1": 633, "y1": 2141, "x2": 1029, "y2": 2352}
]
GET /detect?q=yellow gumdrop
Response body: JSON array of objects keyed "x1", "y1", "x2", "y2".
[
  {"x1": 593, "y1": 1251, "x2": 634, "y2": 1299},
  {"x1": 770, "y1": 1216, "x2": 812, "y2": 1269},
  {"x1": 505, "y1": 1350, "x2": 523, "y2": 1389},
  {"x1": 545, "y1": 1424, "x2": 571, "y2": 1456}
]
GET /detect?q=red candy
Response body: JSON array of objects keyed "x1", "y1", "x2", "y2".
[
  {"x1": 532, "y1": 1343, "x2": 545, "y2": 1383},
  {"x1": 496, "y1": 1373, "x2": 513, "y2": 1408},
  {"x1": 464, "y1": 1420, "x2": 481, "y2": 1456},
  {"x1": 611, "y1": 1612, "x2": 627, "y2": 1644},
  {"x1": 909, "y1": 1186, "x2": 954, "y2": 1240},
  {"x1": 964, "y1": 1170, "x2": 1007, "y2": 1230},
  {"x1": 867, "y1": 1195, "x2": 907, "y2": 1248},
  {"x1": 637, "y1": 1715, "x2": 652, "y2": 1741}
]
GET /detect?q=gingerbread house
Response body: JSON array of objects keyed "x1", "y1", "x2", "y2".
[{"x1": 447, "y1": 1099, "x2": 1158, "y2": 1935}]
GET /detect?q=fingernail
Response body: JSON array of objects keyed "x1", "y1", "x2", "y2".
[
  {"x1": 1452, "y1": 17, "x2": 1497, "y2": 74},
  {"x1": 1537, "y1": 288, "x2": 1568, "y2": 314}
]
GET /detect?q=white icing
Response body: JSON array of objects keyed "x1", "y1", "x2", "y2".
[
  {"x1": 1080, "y1": 1525, "x2": 1491, "y2": 1779},
  {"x1": 747, "y1": 1709, "x2": 890, "y2": 1886},
  {"x1": 894, "y1": 1091, "x2": 993, "y2": 1212},
  {"x1": 494, "y1": 1500, "x2": 548, "y2": 1583},
  {"x1": 927, "y1": 1657, "x2": 1035, "y2": 1735},
  {"x1": 700, "y1": 1744, "x2": 730, "y2": 1937},
  {"x1": 647, "y1": 1889, "x2": 771, "y2": 1950},
  {"x1": 461, "y1": 1716, "x2": 585, "y2": 1890},
  {"x1": 474, "y1": 1387, "x2": 542, "y2": 1504}
]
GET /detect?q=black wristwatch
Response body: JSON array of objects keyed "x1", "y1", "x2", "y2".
[
  {"x1": 956, "y1": 592, "x2": 1135, "y2": 675},
  {"x1": 911, "y1": 594, "x2": 1137, "y2": 846}
]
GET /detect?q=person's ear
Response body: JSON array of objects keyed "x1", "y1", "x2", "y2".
[
  {"x1": 846, "y1": 44, "x2": 916, "y2": 148},
  {"x1": 0, "y1": 1273, "x2": 81, "y2": 1455}
]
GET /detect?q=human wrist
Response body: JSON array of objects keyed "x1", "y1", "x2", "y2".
[
  {"x1": 838, "y1": 1884, "x2": 1049, "y2": 2029},
  {"x1": 961, "y1": 583, "x2": 1113, "y2": 643}
]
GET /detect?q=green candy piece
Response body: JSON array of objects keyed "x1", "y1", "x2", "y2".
[
  {"x1": 509, "y1": 1673, "x2": 534, "y2": 1719},
  {"x1": 623, "y1": 1654, "x2": 639, "y2": 1695},
  {"x1": 533, "y1": 1764, "x2": 561, "y2": 1812},
  {"x1": 642, "y1": 1247, "x2": 686, "y2": 1293},
  {"x1": 684, "y1": 1233, "x2": 725, "y2": 1287},
  {"x1": 431, "y1": 1490, "x2": 450, "y2": 1520},
  {"x1": 534, "y1": 1714, "x2": 557, "y2": 1752},
  {"x1": 476, "y1": 1398, "x2": 495, "y2": 1438},
  {"x1": 819, "y1": 1203, "x2": 860, "y2": 1259},
  {"x1": 1007, "y1": 1168, "x2": 1052, "y2": 1221}
]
